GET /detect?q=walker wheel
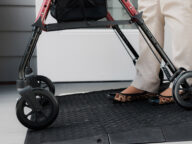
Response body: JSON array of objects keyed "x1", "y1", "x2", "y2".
[
  {"x1": 16, "y1": 89, "x2": 59, "y2": 130},
  {"x1": 173, "y1": 71, "x2": 192, "y2": 109},
  {"x1": 28, "y1": 75, "x2": 55, "y2": 94}
]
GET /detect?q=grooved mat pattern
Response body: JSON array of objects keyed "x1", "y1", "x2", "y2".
[{"x1": 25, "y1": 87, "x2": 192, "y2": 144}]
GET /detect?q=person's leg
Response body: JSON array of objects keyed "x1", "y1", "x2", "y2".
[
  {"x1": 122, "y1": 0, "x2": 165, "y2": 94},
  {"x1": 148, "y1": 0, "x2": 192, "y2": 104},
  {"x1": 113, "y1": 0, "x2": 165, "y2": 102},
  {"x1": 160, "y1": 0, "x2": 192, "y2": 96}
]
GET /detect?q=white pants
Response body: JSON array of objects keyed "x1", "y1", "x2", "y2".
[{"x1": 131, "y1": 0, "x2": 192, "y2": 92}]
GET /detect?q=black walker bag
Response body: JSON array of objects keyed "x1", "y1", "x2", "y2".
[{"x1": 50, "y1": 0, "x2": 107, "y2": 23}]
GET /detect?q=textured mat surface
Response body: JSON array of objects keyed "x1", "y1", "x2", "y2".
[{"x1": 25, "y1": 87, "x2": 192, "y2": 144}]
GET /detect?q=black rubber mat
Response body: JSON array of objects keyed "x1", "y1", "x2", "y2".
[{"x1": 25, "y1": 86, "x2": 192, "y2": 144}]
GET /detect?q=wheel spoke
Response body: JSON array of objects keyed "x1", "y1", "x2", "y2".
[
  {"x1": 38, "y1": 81, "x2": 42, "y2": 88},
  {"x1": 24, "y1": 103, "x2": 31, "y2": 108},
  {"x1": 43, "y1": 101, "x2": 51, "y2": 109},
  {"x1": 39, "y1": 97, "x2": 50, "y2": 106},
  {"x1": 39, "y1": 81, "x2": 48, "y2": 89},
  {"x1": 40, "y1": 111, "x2": 48, "y2": 120},
  {"x1": 34, "y1": 112, "x2": 38, "y2": 122},
  {"x1": 42, "y1": 85, "x2": 48, "y2": 89},
  {"x1": 36, "y1": 80, "x2": 40, "y2": 87},
  {"x1": 39, "y1": 96, "x2": 43, "y2": 105},
  {"x1": 41, "y1": 82, "x2": 46, "y2": 85},
  {"x1": 179, "y1": 87, "x2": 192, "y2": 92},
  {"x1": 25, "y1": 111, "x2": 34, "y2": 118},
  {"x1": 41, "y1": 83, "x2": 48, "y2": 88},
  {"x1": 180, "y1": 93, "x2": 192, "y2": 101},
  {"x1": 181, "y1": 79, "x2": 190, "y2": 87}
]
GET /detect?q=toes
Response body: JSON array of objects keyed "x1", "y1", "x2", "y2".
[
  {"x1": 114, "y1": 93, "x2": 121, "y2": 101},
  {"x1": 114, "y1": 94, "x2": 127, "y2": 102}
]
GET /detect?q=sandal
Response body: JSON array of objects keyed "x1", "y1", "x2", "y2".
[
  {"x1": 107, "y1": 91, "x2": 156, "y2": 103},
  {"x1": 148, "y1": 94, "x2": 174, "y2": 105}
]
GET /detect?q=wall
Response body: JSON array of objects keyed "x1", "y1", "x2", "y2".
[
  {"x1": 37, "y1": 29, "x2": 139, "y2": 82},
  {"x1": 0, "y1": 0, "x2": 36, "y2": 82}
]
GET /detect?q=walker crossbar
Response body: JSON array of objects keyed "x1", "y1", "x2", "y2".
[{"x1": 45, "y1": 20, "x2": 133, "y2": 31}]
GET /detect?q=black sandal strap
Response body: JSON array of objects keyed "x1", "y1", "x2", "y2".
[
  {"x1": 119, "y1": 91, "x2": 148, "y2": 97},
  {"x1": 158, "y1": 94, "x2": 173, "y2": 98}
]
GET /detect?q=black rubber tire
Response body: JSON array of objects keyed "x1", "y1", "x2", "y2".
[
  {"x1": 16, "y1": 89, "x2": 59, "y2": 130},
  {"x1": 173, "y1": 71, "x2": 192, "y2": 110},
  {"x1": 28, "y1": 75, "x2": 55, "y2": 94}
]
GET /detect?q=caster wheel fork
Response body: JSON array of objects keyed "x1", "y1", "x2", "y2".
[{"x1": 27, "y1": 75, "x2": 55, "y2": 94}]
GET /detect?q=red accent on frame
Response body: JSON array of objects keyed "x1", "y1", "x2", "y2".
[
  {"x1": 106, "y1": 12, "x2": 114, "y2": 28},
  {"x1": 35, "y1": 0, "x2": 52, "y2": 25},
  {"x1": 106, "y1": 12, "x2": 114, "y2": 21},
  {"x1": 120, "y1": 0, "x2": 138, "y2": 16}
]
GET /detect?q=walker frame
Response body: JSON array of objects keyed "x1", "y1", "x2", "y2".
[{"x1": 16, "y1": 0, "x2": 192, "y2": 130}]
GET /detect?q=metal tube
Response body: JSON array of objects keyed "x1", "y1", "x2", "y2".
[
  {"x1": 106, "y1": 12, "x2": 139, "y2": 62},
  {"x1": 113, "y1": 25, "x2": 139, "y2": 59},
  {"x1": 18, "y1": 27, "x2": 42, "y2": 80}
]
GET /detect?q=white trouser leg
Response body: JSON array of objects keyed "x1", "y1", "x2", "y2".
[
  {"x1": 161, "y1": 0, "x2": 192, "y2": 71},
  {"x1": 131, "y1": 0, "x2": 165, "y2": 92},
  {"x1": 160, "y1": 0, "x2": 192, "y2": 88}
]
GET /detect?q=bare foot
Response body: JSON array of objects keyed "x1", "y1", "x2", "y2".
[
  {"x1": 121, "y1": 86, "x2": 145, "y2": 94},
  {"x1": 160, "y1": 88, "x2": 172, "y2": 96}
]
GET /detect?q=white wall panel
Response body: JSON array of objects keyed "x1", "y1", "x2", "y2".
[{"x1": 37, "y1": 29, "x2": 139, "y2": 82}]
